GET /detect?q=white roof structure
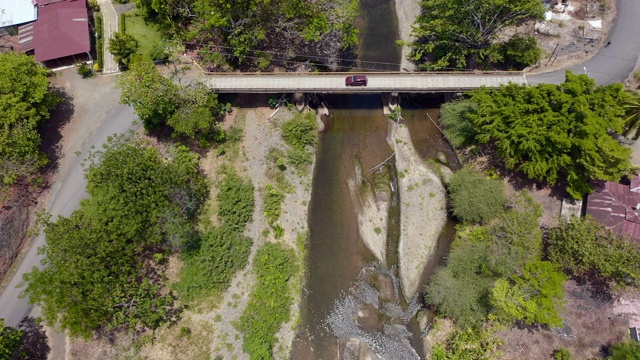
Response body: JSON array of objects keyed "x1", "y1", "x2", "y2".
[{"x1": 0, "y1": 0, "x2": 37, "y2": 28}]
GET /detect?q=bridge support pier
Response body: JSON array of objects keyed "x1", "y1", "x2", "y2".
[{"x1": 383, "y1": 93, "x2": 400, "y2": 115}]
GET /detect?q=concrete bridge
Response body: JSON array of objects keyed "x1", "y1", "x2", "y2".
[{"x1": 203, "y1": 72, "x2": 527, "y2": 93}]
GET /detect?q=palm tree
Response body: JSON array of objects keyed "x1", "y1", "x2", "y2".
[{"x1": 622, "y1": 90, "x2": 640, "y2": 140}]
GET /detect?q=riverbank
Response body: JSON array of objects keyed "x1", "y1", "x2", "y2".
[
  {"x1": 394, "y1": 0, "x2": 421, "y2": 71},
  {"x1": 387, "y1": 121, "x2": 447, "y2": 301}
]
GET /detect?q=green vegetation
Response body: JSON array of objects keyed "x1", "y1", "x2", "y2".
[
  {"x1": 0, "y1": 319, "x2": 23, "y2": 359},
  {"x1": 216, "y1": 170, "x2": 255, "y2": 233},
  {"x1": 622, "y1": 90, "x2": 640, "y2": 140},
  {"x1": 237, "y1": 243, "x2": 297, "y2": 360},
  {"x1": 175, "y1": 227, "x2": 252, "y2": 302},
  {"x1": 404, "y1": 0, "x2": 544, "y2": 70},
  {"x1": 125, "y1": 8, "x2": 163, "y2": 59},
  {"x1": 95, "y1": 14, "x2": 104, "y2": 70},
  {"x1": 76, "y1": 62, "x2": 93, "y2": 78},
  {"x1": 547, "y1": 217, "x2": 640, "y2": 286},
  {"x1": 610, "y1": 341, "x2": 640, "y2": 359},
  {"x1": 553, "y1": 348, "x2": 572, "y2": 360},
  {"x1": 281, "y1": 112, "x2": 317, "y2": 172},
  {"x1": 264, "y1": 184, "x2": 285, "y2": 227},
  {"x1": 490, "y1": 261, "x2": 567, "y2": 327},
  {"x1": 468, "y1": 71, "x2": 631, "y2": 198},
  {"x1": 20, "y1": 135, "x2": 208, "y2": 338},
  {"x1": 108, "y1": 31, "x2": 139, "y2": 69},
  {"x1": 447, "y1": 168, "x2": 507, "y2": 224},
  {"x1": 439, "y1": 99, "x2": 478, "y2": 149},
  {"x1": 133, "y1": 0, "x2": 359, "y2": 69},
  {"x1": 117, "y1": 57, "x2": 228, "y2": 140},
  {"x1": 431, "y1": 328, "x2": 502, "y2": 360},
  {"x1": 426, "y1": 193, "x2": 549, "y2": 327},
  {"x1": 0, "y1": 52, "x2": 60, "y2": 187}
]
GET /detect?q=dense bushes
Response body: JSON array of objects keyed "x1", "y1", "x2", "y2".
[
  {"x1": 0, "y1": 52, "x2": 60, "y2": 187},
  {"x1": 281, "y1": 112, "x2": 317, "y2": 172},
  {"x1": 237, "y1": 243, "x2": 297, "y2": 360},
  {"x1": 21, "y1": 135, "x2": 208, "y2": 337},
  {"x1": 176, "y1": 170, "x2": 255, "y2": 302},
  {"x1": 547, "y1": 217, "x2": 640, "y2": 286},
  {"x1": 439, "y1": 99, "x2": 478, "y2": 149},
  {"x1": 425, "y1": 193, "x2": 563, "y2": 327},
  {"x1": 447, "y1": 168, "x2": 507, "y2": 224}
]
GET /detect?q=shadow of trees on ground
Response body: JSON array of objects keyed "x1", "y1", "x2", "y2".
[{"x1": 12, "y1": 316, "x2": 50, "y2": 360}]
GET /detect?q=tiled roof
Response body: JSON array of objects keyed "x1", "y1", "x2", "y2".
[{"x1": 587, "y1": 180, "x2": 640, "y2": 240}]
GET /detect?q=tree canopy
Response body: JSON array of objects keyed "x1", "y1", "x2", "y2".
[
  {"x1": 547, "y1": 216, "x2": 640, "y2": 286},
  {"x1": 0, "y1": 52, "x2": 60, "y2": 186},
  {"x1": 108, "y1": 32, "x2": 139, "y2": 69},
  {"x1": 448, "y1": 167, "x2": 508, "y2": 224},
  {"x1": 469, "y1": 71, "x2": 631, "y2": 198},
  {"x1": 406, "y1": 0, "x2": 544, "y2": 70},
  {"x1": 20, "y1": 134, "x2": 208, "y2": 337},
  {"x1": 439, "y1": 99, "x2": 478, "y2": 149},
  {"x1": 0, "y1": 319, "x2": 23, "y2": 359},
  {"x1": 135, "y1": 0, "x2": 359, "y2": 69}
]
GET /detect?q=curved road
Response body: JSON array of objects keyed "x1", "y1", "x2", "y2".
[
  {"x1": 529, "y1": 0, "x2": 640, "y2": 85},
  {"x1": 0, "y1": 72, "x2": 137, "y2": 330}
]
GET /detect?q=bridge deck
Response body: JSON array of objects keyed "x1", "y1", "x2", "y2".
[{"x1": 203, "y1": 72, "x2": 527, "y2": 93}]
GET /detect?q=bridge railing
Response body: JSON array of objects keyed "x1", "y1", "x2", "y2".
[{"x1": 201, "y1": 70, "x2": 526, "y2": 76}]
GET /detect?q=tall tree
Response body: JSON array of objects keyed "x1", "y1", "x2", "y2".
[
  {"x1": 470, "y1": 71, "x2": 631, "y2": 198},
  {"x1": 490, "y1": 261, "x2": 567, "y2": 327},
  {"x1": 108, "y1": 32, "x2": 139, "y2": 69},
  {"x1": 448, "y1": 167, "x2": 508, "y2": 224},
  {"x1": 20, "y1": 135, "x2": 208, "y2": 337},
  {"x1": 0, "y1": 53, "x2": 60, "y2": 186},
  {"x1": 116, "y1": 56, "x2": 179, "y2": 129},
  {"x1": 622, "y1": 90, "x2": 640, "y2": 140},
  {"x1": 405, "y1": 0, "x2": 544, "y2": 69}
]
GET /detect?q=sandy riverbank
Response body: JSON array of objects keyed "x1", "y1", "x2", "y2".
[
  {"x1": 395, "y1": 0, "x2": 421, "y2": 71},
  {"x1": 387, "y1": 121, "x2": 447, "y2": 301}
]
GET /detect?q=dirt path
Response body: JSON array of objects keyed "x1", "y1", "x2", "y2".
[
  {"x1": 97, "y1": 0, "x2": 119, "y2": 73},
  {"x1": 394, "y1": 0, "x2": 421, "y2": 71}
]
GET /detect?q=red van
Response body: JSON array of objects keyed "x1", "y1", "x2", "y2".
[{"x1": 345, "y1": 75, "x2": 368, "y2": 86}]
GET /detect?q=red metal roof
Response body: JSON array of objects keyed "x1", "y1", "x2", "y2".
[
  {"x1": 33, "y1": 0, "x2": 89, "y2": 62},
  {"x1": 587, "y1": 180, "x2": 640, "y2": 240}
]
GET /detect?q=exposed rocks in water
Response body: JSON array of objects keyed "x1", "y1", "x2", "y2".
[
  {"x1": 348, "y1": 161, "x2": 391, "y2": 264},
  {"x1": 387, "y1": 121, "x2": 447, "y2": 301},
  {"x1": 327, "y1": 263, "x2": 420, "y2": 360}
]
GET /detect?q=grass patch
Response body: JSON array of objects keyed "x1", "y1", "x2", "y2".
[
  {"x1": 125, "y1": 8, "x2": 163, "y2": 59},
  {"x1": 175, "y1": 170, "x2": 255, "y2": 302},
  {"x1": 281, "y1": 112, "x2": 317, "y2": 173},
  {"x1": 236, "y1": 243, "x2": 297, "y2": 360},
  {"x1": 264, "y1": 184, "x2": 285, "y2": 227}
]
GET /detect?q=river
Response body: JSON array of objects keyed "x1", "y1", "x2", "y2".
[{"x1": 290, "y1": 1, "x2": 456, "y2": 359}]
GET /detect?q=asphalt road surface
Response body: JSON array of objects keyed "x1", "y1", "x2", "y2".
[
  {"x1": 0, "y1": 71, "x2": 137, "y2": 328},
  {"x1": 528, "y1": 0, "x2": 640, "y2": 85}
]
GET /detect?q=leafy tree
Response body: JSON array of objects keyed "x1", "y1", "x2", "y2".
[
  {"x1": 497, "y1": 34, "x2": 542, "y2": 70},
  {"x1": 431, "y1": 328, "x2": 502, "y2": 360},
  {"x1": 547, "y1": 217, "x2": 640, "y2": 286},
  {"x1": 405, "y1": 0, "x2": 544, "y2": 69},
  {"x1": 448, "y1": 167, "x2": 508, "y2": 224},
  {"x1": 490, "y1": 261, "x2": 567, "y2": 327},
  {"x1": 610, "y1": 341, "x2": 640, "y2": 360},
  {"x1": 0, "y1": 319, "x2": 23, "y2": 359},
  {"x1": 167, "y1": 83, "x2": 228, "y2": 142},
  {"x1": 486, "y1": 194, "x2": 543, "y2": 277},
  {"x1": 108, "y1": 32, "x2": 139, "y2": 69},
  {"x1": 116, "y1": 56, "x2": 179, "y2": 129},
  {"x1": 439, "y1": 99, "x2": 478, "y2": 148},
  {"x1": 0, "y1": 52, "x2": 60, "y2": 186},
  {"x1": 621, "y1": 90, "x2": 640, "y2": 140},
  {"x1": 470, "y1": 71, "x2": 631, "y2": 198},
  {"x1": 426, "y1": 227, "x2": 497, "y2": 326},
  {"x1": 20, "y1": 135, "x2": 208, "y2": 337}
]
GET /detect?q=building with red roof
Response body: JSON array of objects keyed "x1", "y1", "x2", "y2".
[
  {"x1": 586, "y1": 178, "x2": 640, "y2": 240},
  {"x1": 33, "y1": 0, "x2": 90, "y2": 64}
]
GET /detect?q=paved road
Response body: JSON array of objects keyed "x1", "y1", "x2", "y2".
[
  {"x1": 0, "y1": 71, "x2": 137, "y2": 328},
  {"x1": 98, "y1": 0, "x2": 119, "y2": 74},
  {"x1": 204, "y1": 72, "x2": 527, "y2": 93},
  {"x1": 529, "y1": 0, "x2": 640, "y2": 85}
]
